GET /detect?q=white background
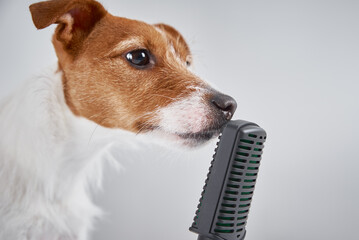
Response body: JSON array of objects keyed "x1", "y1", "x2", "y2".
[{"x1": 0, "y1": 0, "x2": 358, "y2": 240}]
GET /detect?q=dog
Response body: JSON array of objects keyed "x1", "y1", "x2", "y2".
[{"x1": 0, "y1": 0, "x2": 237, "y2": 239}]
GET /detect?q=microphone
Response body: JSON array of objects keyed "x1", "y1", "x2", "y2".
[{"x1": 189, "y1": 120, "x2": 267, "y2": 240}]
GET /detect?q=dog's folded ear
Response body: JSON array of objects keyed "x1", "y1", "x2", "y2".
[
  {"x1": 30, "y1": 0, "x2": 107, "y2": 46},
  {"x1": 154, "y1": 23, "x2": 192, "y2": 65}
]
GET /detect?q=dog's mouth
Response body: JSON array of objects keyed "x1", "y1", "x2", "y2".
[
  {"x1": 176, "y1": 129, "x2": 220, "y2": 142},
  {"x1": 136, "y1": 118, "x2": 226, "y2": 147},
  {"x1": 174, "y1": 128, "x2": 222, "y2": 147},
  {"x1": 143, "y1": 126, "x2": 222, "y2": 148}
]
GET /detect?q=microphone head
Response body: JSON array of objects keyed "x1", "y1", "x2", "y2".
[{"x1": 189, "y1": 120, "x2": 267, "y2": 240}]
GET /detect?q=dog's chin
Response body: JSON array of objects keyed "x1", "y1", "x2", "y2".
[
  {"x1": 175, "y1": 129, "x2": 220, "y2": 147},
  {"x1": 145, "y1": 128, "x2": 221, "y2": 148}
]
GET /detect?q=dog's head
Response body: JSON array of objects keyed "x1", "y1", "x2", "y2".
[{"x1": 30, "y1": 0, "x2": 237, "y2": 147}]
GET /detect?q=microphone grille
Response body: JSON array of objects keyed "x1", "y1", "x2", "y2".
[{"x1": 190, "y1": 120, "x2": 267, "y2": 240}]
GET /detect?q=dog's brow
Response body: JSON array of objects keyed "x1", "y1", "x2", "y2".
[{"x1": 107, "y1": 37, "x2": 144, "y2": 56}]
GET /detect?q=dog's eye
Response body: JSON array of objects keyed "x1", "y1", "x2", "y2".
[
  {"x1": 126, "y1": 49, "x2": 151, "y2": 68},
  {"x1": 185, "y1": 55, "x2": 192, "y2": 67}
]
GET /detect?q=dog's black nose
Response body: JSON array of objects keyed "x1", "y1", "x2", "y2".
[{"x1": 211, "y1": 93, "x2": 237, "y2": 120}]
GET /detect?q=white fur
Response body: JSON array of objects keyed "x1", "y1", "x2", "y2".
[
  {"x1": 0, "y1": 65, "x2": 140, "y2": 240},
  {"x1": 157, "y1": 88, "x2": 210, "y2": 134},
  {"x1": 0, "y1": 65, "x2": 213, "y2": 239}
]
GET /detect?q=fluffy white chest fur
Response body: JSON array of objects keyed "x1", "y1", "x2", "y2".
[{"x1": 0, "y1": 66, "x2": 131, "y2": 240}]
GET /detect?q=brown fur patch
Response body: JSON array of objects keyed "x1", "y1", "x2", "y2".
[{"x1": 30, "y1": 0, "x2": 208, "y2": 132}]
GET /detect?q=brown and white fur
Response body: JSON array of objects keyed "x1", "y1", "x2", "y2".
[{"x1": 0, "y1": 0, "x2": 237, "y2": 239}]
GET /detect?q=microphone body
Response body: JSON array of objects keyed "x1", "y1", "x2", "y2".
[{"x1": 189, "y1": 120, "x2": 267, "y2": 240}]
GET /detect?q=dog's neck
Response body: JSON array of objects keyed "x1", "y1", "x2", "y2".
[
  {"x1": 0, "y1": 65, "x2": 138, "y2": 236},
  {"x1": 0, "y1": 64, "x2": 169, "y2": 239}
]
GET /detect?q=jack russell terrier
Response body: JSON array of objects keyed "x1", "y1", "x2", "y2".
[{"x1": 0, "y1": 0, "x2": 237, "y2": 239}]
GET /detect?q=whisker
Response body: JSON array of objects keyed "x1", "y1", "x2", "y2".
[
  {"x1": 148, "y1": 93, "x2": 177, "y2": 101},
  {"x1": 88, "y1": 124, "x2": 99, "y2": 145}
]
